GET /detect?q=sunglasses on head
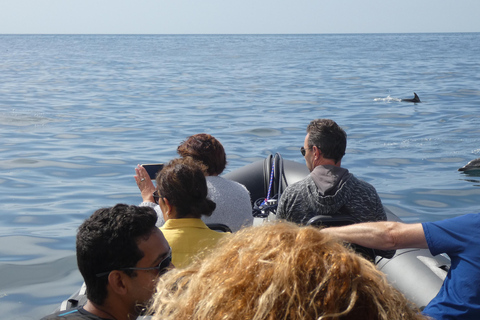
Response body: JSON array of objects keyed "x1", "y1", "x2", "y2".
[{"x1": 95, "y1": 247, "x2": 172, "y2": 277}]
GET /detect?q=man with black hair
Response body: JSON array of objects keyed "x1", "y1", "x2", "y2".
[{"x1": 41, "y1": 204, "x2": 171, "y2": 320}]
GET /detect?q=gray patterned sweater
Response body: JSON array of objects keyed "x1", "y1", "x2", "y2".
[{"x1": 277, "y1": 164, "x2": 394, "y2": 258}]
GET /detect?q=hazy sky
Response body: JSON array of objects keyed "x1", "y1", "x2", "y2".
[{"x1": 1, "y1": 0, "x2": 479, "y2": 34}]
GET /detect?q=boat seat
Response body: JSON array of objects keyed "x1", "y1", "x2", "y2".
[
  {"x1": 306, "y1": 214, "x2": 358, "y2": 227},
  {"x1": 207, "y1": 223, "x2": 232, "y2": 233},
  {"x1": 306, "y1": 215, "x2": 376, "y2": 262}
]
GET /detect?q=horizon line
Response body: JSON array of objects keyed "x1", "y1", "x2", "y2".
[{"x1": 1, "y1": 31, "x2": 479, "y2": 36}]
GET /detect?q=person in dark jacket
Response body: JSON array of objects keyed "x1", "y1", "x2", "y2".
[{"x1": 277, "y1": 119, "x2": 393, "y2": 258}]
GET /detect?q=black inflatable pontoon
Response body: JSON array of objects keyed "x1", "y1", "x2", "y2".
[
  {"x1": 225, "y1": 154, "x2": 449, "y2": 309},
  {"x1": 55, "y1": 154, "x2": 448, "y2": 313}
]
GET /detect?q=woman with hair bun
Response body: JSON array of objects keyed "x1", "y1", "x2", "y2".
[
  {"x1": 135, "y1": 133, "x2": 253, "y2": 232},
  {"x1": 153, "y1": 157, "x2": 228, "y2": 268},
  {"x1": 176, "y1": 133, "x2": 253, "y2": 232}
]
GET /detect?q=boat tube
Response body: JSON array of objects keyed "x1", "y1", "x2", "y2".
[
  {"x1": 54, "y1": 154, "x2": 448, "y2": 314},
  {"x1": 225, "y1": 154, "x2": 448, "y2": 309}
]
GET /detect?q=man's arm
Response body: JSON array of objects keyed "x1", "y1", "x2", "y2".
[
  {"x1": 276, "y1": 187, "x2": 296, "y2": 220},
  {"x1": 276, "y1": 192, "x2": 287, "y2": 219},
  {"x1": 321, "y1": 221, "x2": 428, "y2": 250}
]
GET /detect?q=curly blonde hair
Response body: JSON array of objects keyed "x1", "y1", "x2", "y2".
[{"x1": 150, "y1": 222, "x2": 429, "y2": 320}]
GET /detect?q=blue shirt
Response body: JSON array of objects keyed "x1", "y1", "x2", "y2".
[{"x1": 422, "y1": 213, "x2": 480, "y2": 320}]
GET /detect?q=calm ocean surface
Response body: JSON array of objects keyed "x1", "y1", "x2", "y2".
[{"x1": 1, "y1": 33, "x2": 479, "y2": 318}]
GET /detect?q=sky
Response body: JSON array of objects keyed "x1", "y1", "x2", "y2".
[{"x1": 1, "y1": 0, "x2": 480, "y2": 34}]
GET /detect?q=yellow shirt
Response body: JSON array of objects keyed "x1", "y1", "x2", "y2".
[{"x1": 160, "y1": 218, "x2": 229, "y2": 269}]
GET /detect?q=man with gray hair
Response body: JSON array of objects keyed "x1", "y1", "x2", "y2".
[{"x1": 277, "y1": 119, "x2": 392, "y2": 257}]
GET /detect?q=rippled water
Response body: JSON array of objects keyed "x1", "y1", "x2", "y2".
[{"x1": 1, "y1": 33, "x2": 479, "y2": 318}]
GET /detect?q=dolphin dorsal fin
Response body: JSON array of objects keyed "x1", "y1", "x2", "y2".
[{"x1": 413, "y1": 92, "x2": 420, "y2": 102}]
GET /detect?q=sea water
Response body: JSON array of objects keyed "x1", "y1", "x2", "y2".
[{"x1": 1, "y1": 33, "x2": 479, "y2": 319}]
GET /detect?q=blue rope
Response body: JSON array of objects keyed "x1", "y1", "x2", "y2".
[{"x1": 264, "y1": 157, "x2": 275, "y2": 203}]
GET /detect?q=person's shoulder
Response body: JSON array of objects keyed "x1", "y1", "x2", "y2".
[
  {"x1": 203, "y1": 225, "x2": 231, "y2": 240},
  {"x1": 40, "y1": 307, "x2": 98, "y2": 320},
  {"x1": 210, "y1": 176, "x2": 244, "y2": 187},
  {"x1": 279, "y1": 176, "x2": 315, "y2": 209},
  {"x1": 282, "y1": 174, "x2": 314, "y2": 195},
  {"x1": 427, "y1": 212, "x2": 480, "y2": 228},
  {"x1": 454, "y1": 212, "x2": 480, "y2": 222},
  {"x1": 345, "y1": 173, "x2": 378, "y2": 193},
  {"x1": 224, "y1": 177, "x2": 250, "y2": 192},
  {"x1": 209, "y1": 176, "x2": 251, "y2": 196}
]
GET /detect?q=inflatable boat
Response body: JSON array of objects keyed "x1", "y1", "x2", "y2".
[
  {"x1": 55, "y1": 154, "x2": 449, "y2": 313},
  {"x1": 225, "y1": 153, "x2": 449, "y2": 309}
]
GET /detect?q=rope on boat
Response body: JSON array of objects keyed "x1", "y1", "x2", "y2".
[
  {"x1": 264, "y1": 156, "x2": 275, "y2": 204},
  {"x1": 253, "y1": 155, "x2": 279, "y2": 218}
]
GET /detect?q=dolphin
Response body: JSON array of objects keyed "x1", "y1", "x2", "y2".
[
  {"x1": 458, "y1": 158, "x2": 480, "y2": 172},
  {"x1": 401, "y1": 92, "x2": 421, "y2": 103}
]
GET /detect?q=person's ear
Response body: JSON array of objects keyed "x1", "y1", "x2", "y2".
[
  {"x1": 312, "y1": 146, "x2": 320, "y2": 160},
  {"x1": 108, "y1": 270, "x2": 128, "y2": 295},
  {"x1": 163, "y1": 198, "x2": 173, "y2": 216}
]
